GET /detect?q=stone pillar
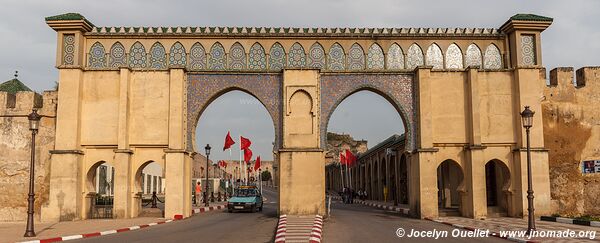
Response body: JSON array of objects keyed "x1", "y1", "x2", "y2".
[
  {"x1": 42, "y1": 69, "x2": 85, "y2": 222},
  {"x1": 113, "y1": 152, "x2": 132, "y2": 218},
  {"x1": 512, "y1": 68, "x2": 552, "y2": 217},
  {"x1": 464, "y1": 67, "x2": 487, "y2": 218},
  {"x1": 164, "y1": 68, "x2": 192, "y2": 219},
  {"x1": 279, "y1": 70, "x2": 326, "y2": 216}
]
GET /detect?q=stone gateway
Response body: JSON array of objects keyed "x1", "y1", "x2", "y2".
[{"x1": 38, "y1": 13, "x2": 557, "y2": 221}]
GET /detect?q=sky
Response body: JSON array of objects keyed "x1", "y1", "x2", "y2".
[{"x1": 2, "y1": 0, "x2": 599, "y2": 160}]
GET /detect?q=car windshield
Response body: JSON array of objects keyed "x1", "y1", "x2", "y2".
[{"x1": 234, "y1": 189, "x2": 257, "y2": 197}]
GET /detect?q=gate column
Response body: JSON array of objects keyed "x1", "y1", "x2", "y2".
[{"x1": 279, "y1": 70, "x2": 326, "y2": 216}]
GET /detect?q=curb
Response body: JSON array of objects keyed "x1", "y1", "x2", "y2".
[
  {"x1": 274, "y1": 215, "x2": 323, "y2": 243},
  {"x1": 540, "y1": 216, "x2": 600, "y2": 228},
  {"x1": 18, "y1": 219, "x2": 176, "y2": 243},
  {"x1": 191, "y1": 204, "x2": 226, "y2": 215},
  {"x1": 274, "y1": 215, "x2": 287, "y2": 243},
  {"x1": 424, "y1": 217, "x2": 540, "y2": 243},
  {"x1": 330, "y1": 195, "x2": 410, "y2": 216},
  {"x1": 309, "y1": 215, "x2": 323, "y2": 243}
]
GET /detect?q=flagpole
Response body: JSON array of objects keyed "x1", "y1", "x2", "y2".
[{"x1": 239, "y1": 135, "x2": 242, "y2": 187}]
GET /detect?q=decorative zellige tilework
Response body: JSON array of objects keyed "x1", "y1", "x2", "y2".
[
  {"x1": 186, "y1": 74, "x2": 283, "y2": 151},
  {"x1": 209, "y1": 42, "x2": 226, "y2": 70},
  {"x1": 62, "y1": 34, "x2": 75, "y2": 65},
  {"x1": 88, "y1": 42, "x2": 106, "y2": 68},
  {"x1": 109, "y1": 42, "x2": 126, "y2": 68},
  {"x1": 269, "y1": 43, "x2": 285, "y2": 71},
  {"x1": 287, "y1": 42, "x2": 306, "y2": 68},
  {"x1": 169, "y1": 42, "x2": 187, "y2": 66},
  {"x1": 426, "y1": 44, "x2": 443, "y2": 69},
  {"x1": 320, "y1": 74, "x2": 416, "y2": 151},
  {"x1": 465, "y1": 44, "x2": 482, "y2": 68},
  {"x1": 308, "y1": 43, "x2": 325, "y2": 69},
  {"x1": 347, "y1": 43, "x2": 365, "y2": 70},
  {"x1": 445, "y1": 44, "x2": 463, "y2": 69},
  {"x1": 521, "y1": 35, "x2": 536, "y2": 65},
  {"x1": 129, "y1": 41, "x2": 146, "y2": 68},
  {"x1": 406, "y1": 44, "x2": 424, "y2": 70},
  {"x1": 366, "y1": 43, "x2": 384, "y2": 70},
  {"x1": 248, "y1": 43, "x2": 266, "y2": 70},
  {"x1": 228, "y1": 42, "x2": 246, "y2": 70},
  {"x1": 189, "y1": 42, "x2": 207, "y2": 70},
  {"x1": 387, "y1": 44, "x2": 404, "y2": 70},
  {"x1": 483, "y1": 44, "x2": 502, "y2": 69},
  {"x1": 149, "y1": 42, "x2": 167, "y2": 69},
  {"x1": 328, "y1": 43, "x2": 345, "y2": 71}
]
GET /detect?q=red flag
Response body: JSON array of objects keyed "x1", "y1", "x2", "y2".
[
  {"x1": 340, "y1": 153, "x2": 347, "y2": 165},
  {"x1": 223, "y1": 132, "x2": 235, "y2": 151},
  {"x1": 254, "y1": 156, "x2": 261, "y2": 171},
  {"x1": 223, "y1": 161, "x2": 227, "y2": 168},
  {"x1": 240, "y1": 136, "x2": 252, "y2": 150},
  {"x1": 244, "y1": 148, "x2": 253, "y2": 163},
  {"x1": 345, "y1": 149, "x2": 356, "y2": 166}
]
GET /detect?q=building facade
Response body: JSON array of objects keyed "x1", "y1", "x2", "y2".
[{"x1": 33, "y1": 12, "x2": 561, "y2": 221}]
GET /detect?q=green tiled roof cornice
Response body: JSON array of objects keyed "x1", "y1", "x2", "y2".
[
  {"x1": 510, "y1": 14, "x2": 553, "y2": 22},
  {"x1": 0, "y1": 78, "x2": 32, "y2": 94},
  {"x1": 45, "y1": 13, "x2": 95, "y2": 27}
]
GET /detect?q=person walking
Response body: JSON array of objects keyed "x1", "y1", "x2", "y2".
[
  {"x1": 363, "y1": 189, "x2": 368, "y2": 201},
  {"x1": 195, "y1": 181, "x2": 202, "y2": 206}
]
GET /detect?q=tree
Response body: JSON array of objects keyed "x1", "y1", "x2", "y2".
[{"x1": 261, "y1": 170, "x2": 272, "y2": 182}]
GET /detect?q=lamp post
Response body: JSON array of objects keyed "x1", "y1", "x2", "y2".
[
  {"x1": 204, "y1": 144, "x2": 211, "y2": 207},
  {"x1": 520, "y1": 106, "x2": 536, "y2": 235},
  {"x1": 24, "y1": 109, "x2": 41, "y2": 237}
]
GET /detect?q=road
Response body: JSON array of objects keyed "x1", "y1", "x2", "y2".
[
  {"x1": 74, "y1": 187, "x2": 279, "y2": 243},
  {"x1": 323, "y1": 200, "x2": 507, "y2": 243}
]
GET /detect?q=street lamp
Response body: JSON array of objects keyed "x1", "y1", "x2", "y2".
[
  {"x1": 204, "y1": 144, "x2": 211, "y2": 207},
  {"x1": 520, "y1": 106, "x2": 536, "y2": 235},
  {"x1": 24, "y1": 109, "x2": 41, "y2": 237}
]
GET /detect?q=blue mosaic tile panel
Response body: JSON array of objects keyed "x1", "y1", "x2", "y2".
[
  {"x1": 88, "y1": 42, "x2": 106, "y2": 68},
  {"x1": 308, "y1": 43, "x2": 325, "y2": 69},
  {"x1": 387, "y1": 43, "x2": 404, "y2": 70},
  {"x1": 287, "y1": 42, "x2": 306, "y2": 68},
  {"x1": 367, "y1": 43, "x2": 384, "y2": 70},
  {"x1": 269, "y1": 43, "x2": 285, "y2": 71},
  {"x1": 189, "y1": 42, "x2": 207, "y2": 70},
  {"x1": 229, "y1": 42, "x2": 247, "y2": 70},
  {"x1": 129, "y1": 41, "x2": 147, "y2": 68},
  {"x1": 328, "y1": 43, "x2": 345, "y2": 71},
  {"x1": 347, "y1": 43, "x2": 365, "y2": 70},
  {"x1": 445, "y1": 44, "x2": 463, "y2": 69},
  {"x1": 149, "y1": 42, "x2": 167, "y2": 69},
  {"x1": 169, "y1": 42, "x2": 187, "y2": 66},
  {"x1": 209, "y1": 42, "x2": 226, "y2": 70},
  {"x1": 465, "y1": 44, "x2": 482, "y2": 68},
  {"x1": 109, "y1": 42, "x2": 126, "y2": 68},
  {"x1": 248, "y1": 43, "x2": 266, "y2": 70}
]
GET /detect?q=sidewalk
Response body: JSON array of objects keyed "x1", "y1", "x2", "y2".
[
  {"x1": 0, "y1": 217, "x2": 167, "y2": 243},
  {"x1": 328, "y1": 194, "x2": 410, "y2": 215},
  {"x1": 428, "y1": 216, "x2": 600, "y2": 243}
]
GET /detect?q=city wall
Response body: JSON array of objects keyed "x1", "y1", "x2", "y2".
[
  {"x1": 543, "y1": 66, "x2": 600, "y2": 216},
  {"x1": 0, "y1": 91, "x2": 57, "y2": 221}
]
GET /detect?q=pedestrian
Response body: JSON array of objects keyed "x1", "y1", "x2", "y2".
[
  {"x1": 363, "y1": 190, "x2": 368, "y2": 201},
  {"x1": 195, "y1": 181, "x2": 202, "y2": 206},
  {"x1": 357, "y1": 190, "x2": 363, "y2": 201}
]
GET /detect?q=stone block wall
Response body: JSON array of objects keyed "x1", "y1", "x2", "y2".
[
  {"x1": 0, "y1": 91, "x2": 57, "y2": 221},
  {"x1": 543, "y1": 67, "x2": 600, "y2": 216}
]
